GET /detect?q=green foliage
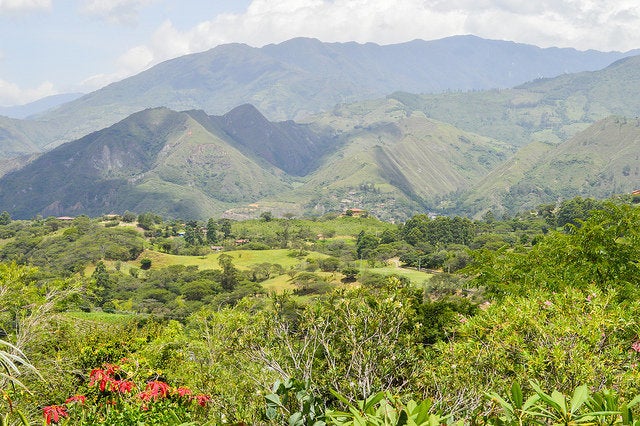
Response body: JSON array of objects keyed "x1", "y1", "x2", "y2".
[
  {"x1": 341, "y1": 267, "x2": 359, "y2": 281},
  {"x1": 121, "y1": 211, "x2": 137, "y2": 223},
  {"x1": 205, "y1": 218, "x2": 218, "y2": 244},
  {"x1": 402, "y1": 215, "x2": 475, "y2": 247},
  {"x1": 140, "y1": 258, "x2": 152, "y2": 270},
  {"x1": 421, "y1": 286, "x2": 640, "y2": 417},
  {"x1": 0, "y1": 211, "x2": 11, "y2": 226},
  {"x1": 217, "y1": 254, "x2": 240, "y2": 291},
  {"x1": 137, "y1": 212, "x2": 163, "y2": 231},
  {"x1": 556, "y1": 196, "x2": 605, "y2": 228},
  {"x1": 0, "y1": 339, "x2": 39, "y2": 391},
  {"x1": 487, "y1": 381, "x2": 640, "y2": 425},
  {"x1": 355, "y1": 231, "x2": 379, "y2": 260},
  {"x1": 184, "y1": 221, "x2": 204, "y2": 247},
  {"x1": 325, "y1": 390, "x2": 456, "y2": 426},
  {"x1": 0, "y1": 219, "x2": 144, "y2": 275},
  {"x1": 468, "y1": 202, "x2": 640, "y2": 297},
  {"x1": 258, "y1": 282, "x2": 424, "y2": 401},
  {"x1": 291, "y1": 273, "x2": 332, "y2": 296},
  {"x1": 265, "y1": 378, "x2": 326, "y2": 426}
]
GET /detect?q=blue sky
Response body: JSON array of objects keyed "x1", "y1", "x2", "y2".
[{"x1": 1, "y1": 0, "x2": 640, "y2": 106}]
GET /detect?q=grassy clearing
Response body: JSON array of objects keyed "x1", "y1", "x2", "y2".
[
  {"x1": 359, "y1": 262, "x2": 433, "y2": 286},
  {"x1": 93, "y1": 246, "x2": 430, "y2": 294},
  {"x1": 113, "y1": 248, "x2": 328, "y2": 273},
  {"x1": 233, "y1": 216, "x2": 395, "y2": 240}
]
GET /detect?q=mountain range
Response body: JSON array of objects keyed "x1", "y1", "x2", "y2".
[
  {"x1": 1, "y1": 36, "x2": 640, "y2": 220},
  {"x1": 1, "y1": 35, "x2": 636, "y2": 160}
]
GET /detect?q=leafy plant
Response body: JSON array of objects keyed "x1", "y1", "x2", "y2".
[
  {"x1": 265, "y1": 378, "x2": 326, "y2": 426},
  {"x1": 325, "y1": 390, "x2": 459, "y2": 426},
  {"x1": 487, "y1": 382, "x2": 540, "y2": 425}
]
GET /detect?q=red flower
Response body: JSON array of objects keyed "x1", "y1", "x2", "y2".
[
  {"x1": 65, "y1": 394, "x2": 86, "y2": 405},
  {"x1": 177, "y1": 386, "x2": 192, "y2": 397},
  {"x1": 137, "y1": 381, "x2": 170, "y2": 403},
  {"x1": 90, "y1": 367, "x2": 116, "y2": 392},
  {"x1": 632, "y1": 340, "x2": 640, "y2": 353},
  {"x1": 194, "y1": 394, "x2": 211, "y2": 407},
  {"x1": 43, "y1": 405, "x2": 68, "y2": 425},
  {"x1": 111, "y1": 379, "x2": 135, "y2": 393},
  {"x1": 145, "y1": 380, "x2": 170, "y2": 399}
]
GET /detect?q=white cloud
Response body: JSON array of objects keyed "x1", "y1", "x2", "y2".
[
  {"x1": 0, "y1": 0, "x2": 51, "y2": 14},
  {"x1": 80, "y1": 0, "x2": 156, "y2": 25},
  {"x1": 81, "y1": 0, "x2": 640, "y2": 92},
  {"x1": 182, "y1": 0, "x2": 639, "y2": 51},
  {"x1": 0, "y1": 79, "x2": 56, "y2": 106},
  {"x1": 122, "y1": 0, "x2": 640, "y2": 61}
]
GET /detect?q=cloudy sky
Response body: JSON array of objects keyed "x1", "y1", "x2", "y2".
[{"x1": 1, "y1": 0, "x2": 640, "y2": 106}]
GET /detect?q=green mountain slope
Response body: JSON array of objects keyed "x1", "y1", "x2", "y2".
[
  {"x1": 4, "y1": 51, "x2": 640, "y2": 219},
  {"x1": 0, "y1": 102, "x2": 512, "y2": 221},
  {"x1": 389, "y1": 55, "x2": 640, "y2": 147},
  {"x1": 0, "y1": 108, "x2": 291, "y2": 219},
  {"x1": 202, "y1": 104, "x2": 340, "y2": 176},
  {"x1": 458, "y1": 116, "x2": 640, "y2": 216},
  {"x1": 260, "y1": 99, "x2": 511, "y2": 221}
]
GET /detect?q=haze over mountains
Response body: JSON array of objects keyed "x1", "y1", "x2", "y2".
[
  {"x1": 1, "y1": 35, "x2": 640, "y2": 220},
  {"x1": 1, "y1": 36, "x2": 636, "y2": 157}
]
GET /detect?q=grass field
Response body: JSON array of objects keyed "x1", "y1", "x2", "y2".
[
  {"x1": 361, "y1": 265, "x2": 433, "y2": 285},
  {"x1": 134, "y1": 248, "x2": 326, "y2": 270},
  {"x1": 95, "y1": 247, "x2": 432, "y2": 294}
]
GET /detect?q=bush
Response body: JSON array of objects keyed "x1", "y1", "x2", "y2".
[
  {"x1": 42, "y1": 362, "x2": 212, "y2": 425},
  {"x1": 140, "y1": 258, "x2": 152, "y2": 270},
  {"x1": 242, "y1": 242, "x2": 271, "y2": 250}
]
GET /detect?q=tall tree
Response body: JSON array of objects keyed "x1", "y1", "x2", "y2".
[
  {"x1": 218, "y1": 254, "x2": 240, "y2": 291},
  {"x1": 206, "y1": 218, "x2": 218, "y2": 244}
]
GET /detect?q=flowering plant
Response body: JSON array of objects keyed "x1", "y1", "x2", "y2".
[{"x1": 41, "y1": 361, "x2": 212, "y2": 425}]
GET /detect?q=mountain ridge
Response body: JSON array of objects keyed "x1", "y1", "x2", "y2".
[{"x1": 1, "y1": 35, "x2": 635, "y2": 162}]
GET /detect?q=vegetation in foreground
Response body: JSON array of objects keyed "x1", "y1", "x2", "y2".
[{"x1": 0, "y1": 197, "x2": 639, "y2": 424}]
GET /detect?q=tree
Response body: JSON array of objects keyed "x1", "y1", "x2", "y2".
[
  {"x1": 218, "y1": 254, "x2": 240, "y2": 291},
  {"x1": 356, "y1": 231, "x2": 380, "y2": 260},
  {"x1": 0, "y1": 211, "x2": 11, "y2": 226},
  {"x1": 260, "y1": 211, "x2": 273, "y2": 222},
  {"x1": 92, "y1": 261, "x2": 111, "y2": 301},
  {"x1": 121, "y1": 211, "x2": 137, "y2": 223},
  {"x1": 137, "y1": 212, "x2": 162, "y2": 230},
  {"x1": 556, "y1": 197, "x2": 603, "y2": 229},
  {"x1": 206, "y1": 218, "x2": 218, "y2": 244},
  {"x1": 341, "y1": 266, "x2": 359, "y2": 281},
  {"x1": 218, "y1": 219, "x2": 233, "y2": 238},
  {"x1": 468, "y1": 201, "x2": 640, "y2": 298},
  {"x1": 184, "y1": 221, "x2": 203, "y2": 246}
]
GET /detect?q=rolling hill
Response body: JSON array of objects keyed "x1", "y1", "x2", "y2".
[
  {"x1": 388, "y1": 55, "x2": 640, "y2": 147},
  {"x1": 267, "y1": 99, "x2": 511, "y2": 220}
]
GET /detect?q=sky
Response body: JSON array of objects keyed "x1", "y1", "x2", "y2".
[{"x1": 1, "y1": 0, "x2": 640, "y2": 106}]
